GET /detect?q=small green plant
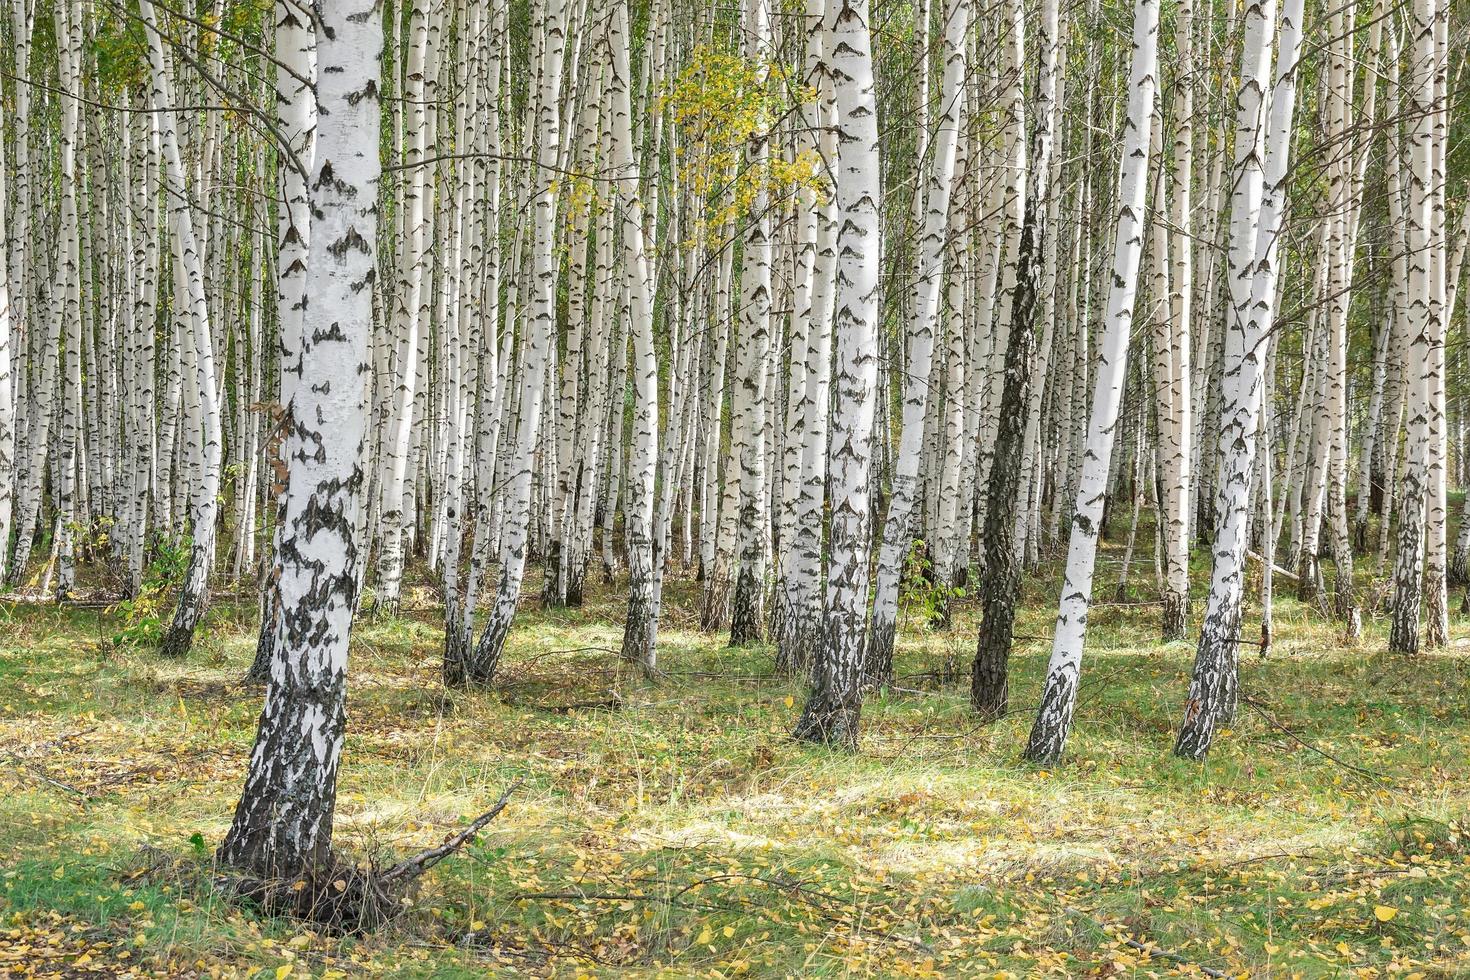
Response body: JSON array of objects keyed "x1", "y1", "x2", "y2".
[
  {"x1": 108, "y1": 538, "x2": 191, "y2": 647},
  {"x1": 899, "y1": 539, "x2": 965, "y2": 629}
]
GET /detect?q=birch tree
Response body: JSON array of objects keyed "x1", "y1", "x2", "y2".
[
  {"x1": 219, "y1": 0, "x2": 381, "y2": 874},
  {"x1": 142, "y1": 0, "x2": 224, "y2": 659},
  {"x1": 793, "y1": 0, "x2": 881, "y2": 748},
  {"x1": 1175, "y1": 0, "x2": 1304, "y2": 759},
  {"x1": 1024, "y1": 0, "x2": 1159, "y2": 764}
]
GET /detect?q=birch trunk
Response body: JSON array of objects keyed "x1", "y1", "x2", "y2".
[
  {"x1": 793, "y1": 0, "x2": 882, "y2": 748},
  {"x1": 220, "y1": 0, "x2": 381, "y2": 873},
  {"x1": 1175, "y1": 0, "x2": 1303, "y2": 758},
  {"x1": 1023, "y1": 0, "x2": 1159, "y2": 763},
  {"x1": 144, "y1": 0, "x2": 225, "y2": 658}
]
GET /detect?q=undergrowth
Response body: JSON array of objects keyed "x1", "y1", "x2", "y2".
[{"x1": 2, "y1": 544, "x2": 1468, "y2": 977}]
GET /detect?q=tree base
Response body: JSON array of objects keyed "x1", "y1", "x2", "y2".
[
  {"x1": 541, "y1": 545, "x2": 565, "y2": 608},
  {"x1": 1160, "y1": 590, "x2": 1188, "y2": 642},
  {"x1": 864, "y1": 618, "x2": 897, "y2": 689},
  {"x1": 970, "y1": 643, "x2": 1008, "y2": 722},
  {"x1": 224, "y1": 860, "x2": 406, "y2": 934},
  {"x1": 792, "y1": 700, "x2": 860, "y2": 751},
  {"x1": 729, "y1": 570, "x2": 764, "y2": 646},
  {"x1": 775, "y1": 605, "x2": 818, "y2": 677},
  {"x1": 221, "y1": 782, "x2": 518, "y2": 933},
  {"x1": 1174, "y1": 633, "x2": 1237, "y2": 760},
  {"x1": 1425, "y1": 570, "x2": 1448, "y2": 649},
  {"x1": 1023, "y1": 672, "x2": 1078, "y2": 766},
  {"x1": 1296, "y1": 551, "x2": 1320, "y2": 603}
]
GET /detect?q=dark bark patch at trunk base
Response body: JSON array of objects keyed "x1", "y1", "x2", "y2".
[
  {"x1": 1161, "y1": 591, "x2": 1188, "y2": 642},
  {"x1": 218, "y1": 780, "x2": 521, "y2": 933},
  {"x1": 223, "y1": 861, "x2": 411, "y2": 933}
]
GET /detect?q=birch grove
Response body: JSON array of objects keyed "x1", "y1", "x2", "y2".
[{"x1": 0, "y1": 0, "x2": 1464, "y2": 845}]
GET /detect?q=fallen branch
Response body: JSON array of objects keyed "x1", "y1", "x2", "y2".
[
  {"x1": 1247, "y1": 550, "x2": 1299, "y2": 582},
  {"x1": 1240, "y1": 696, "x2": 1385, "y2": 781},
  {"x1": 501, "y1": 694, "x2": 623, "y2": 715},
  {"x1": 382, "y1": 779, "x2": 524, "y2": 883},
  {"x1": 3, "y1": 754, "x2": 92, "y2": 798},
  {"x1": 1065, "y1": 906, "x2": 1226, "y2": 978}
]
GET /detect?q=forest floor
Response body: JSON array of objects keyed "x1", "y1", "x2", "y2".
[{"x1": 2, "y1": 546, "x2": 1470, "y2": 977}]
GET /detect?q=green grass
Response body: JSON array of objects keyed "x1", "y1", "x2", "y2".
[{"x1": 2, "y1": 537, "x2": 1470, "y2": 977}]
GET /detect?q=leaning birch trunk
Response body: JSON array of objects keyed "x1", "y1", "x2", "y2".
[
  {"x1": 143, "y1": 0, "x2": 224, "y2": 659},
  {"x1": 219, "y1": 0, "x2": 381, "y2": 874},
  {"x1": 1175, "y1": 0, "x2": 1302, "y2": 758},
  {"x1": 970, "y1": 0, "x2": 1058, "y2": 721},
  {"x1": 468, "y1": 0, "x2": 566, "y2": 682},
  {"x1": 865, "y1": 0, "x2": 968, "y2": 685},
  {"x1": 793, "y1": 0, "x2": 881, "y2": 748},
  {"x1": 1022, "y1": 0, "x2": 1158, "y2": 764}
]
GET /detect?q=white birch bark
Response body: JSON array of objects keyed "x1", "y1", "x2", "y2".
[
  {"x1": 1158, "y1": 0, "x2": 1194, "y2": 640},
  {"x1": 221, "y1": 0, "x2": 381, "y2": 873},
  {"x1": 793, "y1": 0, "x2": 882, "y2": 748},
  {"x1": 140, "y1": 0, "x2": 224, "y2": 658},
  {"x1": 375, "y1": 0, "x2": 432, "y2": 614},
  {"x1": 729, "y1": 0, "x2": 775, "y2": 645},
  {"x1": 1389, "y1": 0, "x2": 1443, "y2": 653},
  {"x1": 1175, "y1": 0, "x2": 1303, "y2": 758},
  {"x1": 608, "y1": 0, "x2": 660, "y2": 674},
  {"x1": 249, "y1": 0, "x2": 317, "y2": 682},
  {"x1": 470, "y1": 0, "x2": 566, "y2": 681},
  {"x1": 1024, "y1": 0, "x2": 1159, "y2": 763}
]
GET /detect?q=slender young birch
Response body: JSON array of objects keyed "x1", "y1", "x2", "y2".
[
  {"x1": 142, "y1": 0, "x2": 224, "y2": 659},
  {"x1": 1023, "y1": 0, "x2": 1159, "y2": 764},
  {"x1": 469, "y1": 0, "x2": 566, "y2": 682},
  {"x1": 1322, "y1": 0, "x2": 1360, "y2": 637},
  {"x1": 729, "y1": 0, "x2": 775, "y2": 646},
  {"x1": 220, "y1": 0, "x2": 381, "y2": 873},
  {"x1": 0, "y1": 116, "x2": 11, "y2": 560},
  {"x1": 1420, "y1": 0, "x2": 1449, "y2": 650},
  {"x1": 2, "y1": 0, "x2": 31, "y2": 582},
  {"x1": 376, "y1": 0, "x2": 432, "y2": 614},
  {"x1": 866, "y1": 0, "x2": 968, "y2": 684},
  {"x1": 1158, "y1": 0, "x2": 1194, "y2": 640},
  {"x1": 775, "y1": 0, "x2": 833, "y2": 675},
  {"x1": 1389, "y1": 0, "x2": 1441, "y2": 655},
  {"x1": 53, "y1": 0, "x2": 82, "y2": 600},
  {"x1": 608, "y1": 0, "x2": 660, "y2": 675},
  {"x1": 793, "y1": 0, "x2": 881, "y2": 749},
  {"x1": 1175, "y1": 0, "x2": 1304, "y2": 758},
  {"x1": 971, "y1": 4, "x2": 1027, "y2": 553}
]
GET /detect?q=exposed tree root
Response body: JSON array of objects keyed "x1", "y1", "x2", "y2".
[{"x1": 220, "y1": 780, "x2": 522, "y2": 933}]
